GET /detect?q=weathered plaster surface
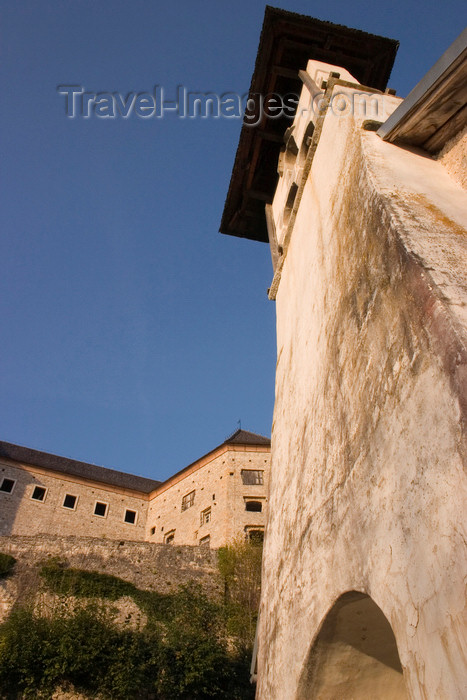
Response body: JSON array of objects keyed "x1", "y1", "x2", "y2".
[
  {"x1": 257, "y1": 76, "x2": 467, "y2": 699},
  {"x1": 437, "y1": 125, "x2": 467, "y2": 190}
]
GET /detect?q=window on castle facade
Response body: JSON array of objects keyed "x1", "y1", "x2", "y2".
[
  {"x1": 199, "y1": 535, "x2": 210, "y2": 547},
  {"x1": 245, "y1": 527, "x2": 264, "y2": 545},
  {"x1": 200, "y1": 507, "x2": 211, "y2": 526},
  {"x1": 181, "y1": 490, "x2": 195, "y2": 511},
  {"x1": 165, "y1": 530, "x2": 175, "y2": 544},
  {"x1": 0, "y1": 478, "x2": 16, "y2": 494},
  {"x1": 245, "y1": 500, "x2": 262, "y2": 512},
  {"x1": 31, "y1": 486, "x2": 47, "y2": 502},
  {"x1": 241, "y1": 470, "x2": 264, "y2": 485},
  {"x1": 62, "y1": 494, "x2": 78, "y2": 510},
  {"x1": 124, "y1": 509, "x2": 137, "y2": 524},
  {"x1": 94, "y1": 501, "x2": 108, "y2": 517}
]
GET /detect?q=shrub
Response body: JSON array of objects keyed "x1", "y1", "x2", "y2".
[
  {"x1": 0, "y1": 552, "x2": 16, "y2": 579},
  {"x1": 0, "y1": 602, "x2": 162, "y2": 699},
  {"x1": 0, "y1": 563, "x2": 258, "y2": 698},
  {"x1": 217, "y1": 539, "x2": 262, "y2": 647}
]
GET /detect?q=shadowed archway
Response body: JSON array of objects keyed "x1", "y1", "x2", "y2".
[{"x1": 297, "y1": 592, "x2": 408, "y2": 700}]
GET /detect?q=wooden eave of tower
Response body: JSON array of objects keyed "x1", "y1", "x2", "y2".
[{"x1": 220, "y1": 6, "x2": 399, "y2": 243}]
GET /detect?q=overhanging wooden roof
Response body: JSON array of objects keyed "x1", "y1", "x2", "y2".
[
  {"x1": 220, "y1": 6, "x2": 399, "y2": 242},
  {"x1": 378, "y1": 27, "x2": 467, "y2": 154}
]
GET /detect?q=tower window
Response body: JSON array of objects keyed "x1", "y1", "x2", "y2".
[
  {"x1": 181, "y1": 490, "x2": 195, "y2": 511},
  {"x1": 241, "y1": 470, "x2": 264, "y2": 485},
  {"x1": 165, "y1": 530, "x2": 175, "y2": 544},
  {"x1": 245, "y1": 500, "x2": 262, "y2": 512},
  {"x1": 200, "y1": 507, "x2": 211, "y2": 525}
]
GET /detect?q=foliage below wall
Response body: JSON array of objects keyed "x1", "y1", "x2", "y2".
[
  {"x1": 0, "y1": 542, "x2": 261, "y2": 699},
  {"x1": 0, "y1": 553, "x2": 16, "y2": 578}
]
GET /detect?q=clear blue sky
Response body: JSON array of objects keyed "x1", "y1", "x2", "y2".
[{"x1": 1, "y1": 0, "x2": 465, "y2": 481}]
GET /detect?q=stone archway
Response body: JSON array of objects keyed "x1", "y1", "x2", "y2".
[{"x1": 297, "y1": 592, "x2": 408, "y2": 700}]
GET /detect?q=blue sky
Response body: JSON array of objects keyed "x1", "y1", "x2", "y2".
[{"x1": 1, "y1": 0, "x2": 465, "y2": 481}]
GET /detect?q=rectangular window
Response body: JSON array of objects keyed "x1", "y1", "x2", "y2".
[
  {"x1": 150, "y1": 526, "x2": 156, "y2": 535},
  {"x1": 164, "y1": 530, "x2": 175, "y2": 544},
  {"x1": 199, "y1": 535, "x2": 210, "y2": 547},
  {"x1": 94, "y1": 501, "x2": 108, "y2": 517},
  {"x1": 31, "y1": 486, "x2": 47, "y2": 502},
  {"x1": 200, "y1": 507, "x2": 211, "y2": 526},
  {"x1": 245, "y1": 527, "x2": 264, "y2": 545},
  {"x1": 245, "y1": 500, "x2": 262, "y2": 512},
  {"x1": 241, "y1": 469, "x2": 264, "y2": 485},
  {"x1": 124, "y1": 509, "x2": 137, "y2": 524},
  {"x1": 62, "y1": 494, "x2": 77, "y2": 510},
  {"x1": 181, "y1": 490, "x2": 195, "y2": 511},
  {"x1": 0, "y1": 478, "x2": 16, "y2": 494}
]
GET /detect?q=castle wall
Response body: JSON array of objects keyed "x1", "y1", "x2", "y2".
[
  {"x1": 0, "y1": 460, "x2": 148, "y2": 540},
  {"x1": 0, "y1": 442, "x2": 270, "y2": 548},
  {"x1": 147, "y1": 446, "x2": 270, "y2": 548},
  {"x1": 257, "y1": 68, "x2": 467, "y2": 699},
  {"x1": 0, "y1": 534, "x2": 220, "y2": 623}
]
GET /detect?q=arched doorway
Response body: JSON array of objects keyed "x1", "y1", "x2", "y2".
[{"x1": 297, "y1": 592, "x2": 407, "y2": 700}]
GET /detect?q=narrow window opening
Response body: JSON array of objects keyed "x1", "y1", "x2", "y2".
[
  {"x1": 94, "y1": 501, "x2": 108, "y2": 517},
  {"x1": 284, "y1": 182, "x2": 299, "y2": 225},
  {"x1": 31, "y1": 486, "x2": 47, "y2": 502},
  {"x1": 199, "y1": 535, "x2": 211, "y2": 547},
  {"x1": 0, "y1": 478, "x2": 15, "y2": 494},
  {"x1": 241, "y1": 470, "x2": 264, "y2": 485},
  {"x1": 245, "y1": 528, "x2": 264, "y2": 545},
  {"x1": 63, "y1": 494, "x2": 77, "y2": 510},
  {"x1": 164, "y1": 530, "x2": 175, "y2": 544},
  {"x1": 245, "y1": 500, "x2": 262, "y2": 512},
  {"x1": 200, "y1": 507, "x2": 211, "y2": 526},
  {"x1": 181, "y1": 490, "x2": 195, "y2": 511},
  {"x1": 124, "y1": 509, "x2": 137, "y2": 524}
]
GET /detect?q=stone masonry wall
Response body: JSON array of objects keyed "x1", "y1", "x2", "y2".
[
  {"x1": 0, "y1": 534, "x2": 220, "y2": 622},
  {"x1": 147, "y1": 446, "x2": 270, "y2": 548},
  {"x1": 0, "y1": 462, "x2": 148, "y2": 540}
]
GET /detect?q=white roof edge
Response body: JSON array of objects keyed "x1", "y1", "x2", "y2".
[{"x1": 377, "y1": 26, "x2": 467, "y2": 140}]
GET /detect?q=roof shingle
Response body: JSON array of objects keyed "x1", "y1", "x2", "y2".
[{"x1": 0, "y1": 441, "x2": 161, "y2": 493}]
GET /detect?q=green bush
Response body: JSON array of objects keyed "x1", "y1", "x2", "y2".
[
  {"x1": 0, "y1": 602, "x2": 161, "y2": 699},
  {"x1": 218, "y1": 539, "x2": 263, "y2": 647},
  {"x1": 0, "y1": 593, "x2": 253, "y2": 700},
  {"x1": 0, "y1": 553, "x2": 16, "y2": 578},
  {"x1": 0, "y1": 562, "x2": 257, "y2": 698}
]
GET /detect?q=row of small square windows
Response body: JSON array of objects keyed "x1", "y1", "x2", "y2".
[{"x1": 0, "y1": 478, "x2": 138, "y2": 524}]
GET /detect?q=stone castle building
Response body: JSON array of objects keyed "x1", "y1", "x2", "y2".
[
  {"x1": 0, "y1": 429, "x2": 270, "y2": 549},
  {"x1": 221, "y1": 7, "x2": 467, "y2": 700}
]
